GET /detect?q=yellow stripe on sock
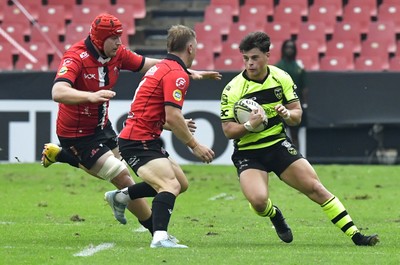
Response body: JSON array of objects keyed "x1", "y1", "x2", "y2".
[
  {"x1": 321, "y1": 196, "x2": 359, "y2": 237},
  {"x1": 249, "y1": 199, "x2": 276, "y2": 217}
]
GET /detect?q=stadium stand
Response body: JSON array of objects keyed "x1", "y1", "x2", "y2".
[
  {"x1": 242, "y1": 0, "x2": 274, "y2": 17},
  {"x1": 273, "y1": 4, "x2": 303, "y2": 35},
  {"x1": 354, "y1": 55, "x2": 389, "y2": 71},
  {"x1": 307, "y1": 4, "x2": 337, "y2": 34},
  {"x1": 319, "y1": 55, "x2": 355, "y2": 71},
  {"x1": 312, "y1": 0, "x2": 343, "y2": 17},
  {"x1": 1, "y1": 0, "x2": 399, "y2": 72}
]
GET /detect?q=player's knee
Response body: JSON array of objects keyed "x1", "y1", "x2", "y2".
[{"x1": 97, "y1": 156, "x2": 127, "y2": 182}]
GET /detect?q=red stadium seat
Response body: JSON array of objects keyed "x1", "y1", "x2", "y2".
[
  {"x1": 0, "y1": 41, "x2": 15, "y2": 71},
  {"x1": 15, "y1": 42, "x2": 50, "y2": 71},
  {"x1": 203, "y1": 5, "x2": 234, "y2": 35},
  {"x1": 36, "y1": 5, "x2": 66, "y2": 34},
  {"x1": 307, "y1": 4, "x2": 338, "y2": 34},
  {"x1": 296, "y1": 22, "x2": 327, "y2": 53},
  {"x1": 360, "y1": 40, "x2": 390, "y2": 58},
  {"x1": 2, "y1": 24, "x2": 29, "y2": 44},
  {"x1": 30, "y1": 23, "x2": 64, "y2": 50},
  {"x1": 239, "y1": 5, "x2": 268, "y2": 28},
  {"x1": 226, "y1": 22, "x2": 264, "y2": 44},
  {"x1": 107, "y1": 5, "x2": 136, "y2": 36},
  {"x1": 278, "y1": 0, "x2": 309, "y2": 16},
  {"x1": 71, "y1": 5, "x2": 103, "y2": 23},
  {"x1": 63, "y1": 22, "x2": 91, "y2": 50},
  {"x1": 297, "y1": 56, "x2": 319, "y2": 71},
  {"x1": 194, "y1": 22, "x2": 223, "y2": 54},
  {"x1": 273, "y1": 4, "x2": 303, "y2": 35},
  {"x1": 219, "y1": 40, "x2": 240, "y2": 58},
  {"x1": 116, "y1": 0, "x2": 146, "y2": 19},
  {"x1": 264, "y1": 21, "x2": 292, "y2": 43},
  {"x1": 354, "y1": 55, "x2": 388, "y2": 71},
  {"x1": 214, "y1": 54, "x2": 244, "y2": 71},
  {"x1": 210, "y1": 0, "x2": 240, "y2": 17},
  {"x1": 378, "y1": 2, "x2": 400, "y2": 33},
  {"x1": 192, "y1": 49, "x2": 214, "y2": 70},
  {"x1": 47, "y1": 0, "x2": 75, "y2": 21},
  {"x1": 2, "y1": 5, "x2": 32, "y2": 38},
  {"x1": 325, "y1": 40, "x2": 355, "y2": 61},
  {"x1": 346, "y1": 0, "x2": 377, "y2": 17},
  {"x1": 331, "y1": 22, "x2": 362, "y2": 53},
  {"x1": 243, "y1": 0, "x2": 274, "y2": 17},
  {"x1": 388, "y1": 56, "x2": 400, "y2": 71},
  {"x1": 80, "y1": 0, "x2": 112, "y2": 8},
  {"x1": 319, "y1": 55, "x2": 354, "y2": 71},
  {"x1": 295, "y1": 40, "x2": 320, "y2": 70},
  {"x1": 312, "y1": 0, "x2": 343, "y2": 17},
  {"x1": 342, "y1": 1, "x2": 372, "y2": 33},
  {"x1": 365, "y1": 22, "x2": 396, "y2": 53}
]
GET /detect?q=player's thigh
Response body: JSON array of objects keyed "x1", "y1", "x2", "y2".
[
  {"x1": 280, "y1": 159, "x2": 331, "y2": 202},
  {"x1": 239, "y1": 168, "x2": 269, "y2": 202},
  {"x1": 168, "y1": 156, "x2": 189, "y2": 193}
]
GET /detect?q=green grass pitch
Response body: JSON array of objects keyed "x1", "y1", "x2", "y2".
[{"x1": 1, "y1": 163, "x2": 399, "y2": 264}]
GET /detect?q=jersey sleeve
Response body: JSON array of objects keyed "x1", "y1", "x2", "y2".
[
  {"x1": 54, "y1": 52, "x2": 82, "y2": 86},
  {"x1": 281, "y1": 71, "x2": 299, "y2": 104},
  {"x1": 163, "y1": 70, "x2": 189, "y2": 109},
  {"x1": 120, "y1": 46, "x2": 145, "y2": 72},
  {"x1": 220, "y1": 76, "x2": 243, "y2": 122}
]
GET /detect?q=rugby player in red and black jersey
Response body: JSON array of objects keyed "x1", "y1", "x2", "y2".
[
  {"x1": 104, "y1": 25, "x2": 215, "y2": 248},
  {"x1": 41, "y1": 14, "x2": 221, "y2": 237}
]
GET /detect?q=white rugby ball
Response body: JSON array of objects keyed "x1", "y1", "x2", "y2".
[{"x1": 233, "y1": 99, "x2": 268, "y2": 132}]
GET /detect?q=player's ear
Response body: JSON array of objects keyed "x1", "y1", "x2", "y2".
[{"x1": 187, "y1": 42, "x2": 194, "y2": 54}]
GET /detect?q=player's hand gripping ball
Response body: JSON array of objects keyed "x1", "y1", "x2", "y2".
[{"x1": 233, "y1": 99, "x2": 268, "y2": 132}]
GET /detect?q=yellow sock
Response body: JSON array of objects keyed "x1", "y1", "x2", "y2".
[
  {"x1": 249, "y1": 198, "x2": 276, "y2": 217},
  {"x1": 321, "y1": 196, "x2": 359, "y2": 237}
]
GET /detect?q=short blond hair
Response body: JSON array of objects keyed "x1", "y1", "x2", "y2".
[{"x1": 167, "y1": 25, "x2": 196, "y2": 53}]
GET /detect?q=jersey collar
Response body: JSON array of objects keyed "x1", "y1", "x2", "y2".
[
  {"x1": 85, "y1": 36, "x2": 111, "y2": 64},
  {"x1": 165, "y1": 53, "x2": 191, "y2": 75}
]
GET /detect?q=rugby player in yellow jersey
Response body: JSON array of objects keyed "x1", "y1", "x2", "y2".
[{"x1": 219, "y1": 31, "x2": 379, "y2": 246}]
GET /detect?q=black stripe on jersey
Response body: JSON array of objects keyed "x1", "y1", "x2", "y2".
[
  {"x1": 103, "y1": 66, "x2": 109, "y2": 86},
  {"x1": 243, "y1": 86, "x2": 283, "y2": 105},
  {"x1": 235, "y1": 131, "x2": 286, "y2": 148},
  {"x1": 165, "y1": 101, "x2": 182, "y2": 110}
]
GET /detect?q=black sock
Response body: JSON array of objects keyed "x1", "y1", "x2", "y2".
[
  {"x1": 57, "y1": 149, "x2": 80, "y2": 168},
  {"x1": 152, "y1": 192, "x2": 176, "y2": 232},
  {"x1": 139, "y1": 214, "x2": 154, "y2": 235},
  {"x1": 128, "y1": 182, "x2": 157, "y2": 199}
]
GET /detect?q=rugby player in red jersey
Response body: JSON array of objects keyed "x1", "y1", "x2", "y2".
[
  {"x1": 104, "y1": 25, "x2": 215, "y2": 248},
  {"x1": 41, "y1": 14, "x2": 220, "y2": 236}
]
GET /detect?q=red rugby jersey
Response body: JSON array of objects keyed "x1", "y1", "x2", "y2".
[
  {"x1": 54, "y1": 37, "x2": 144, "y2": 137},
  {"x1": 119, "y1": 54, "x2": 190, "y2": 140}
]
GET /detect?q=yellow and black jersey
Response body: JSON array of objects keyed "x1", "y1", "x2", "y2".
[{"x1": 220, "y1": 65, "x2": 299, "y2": 150}]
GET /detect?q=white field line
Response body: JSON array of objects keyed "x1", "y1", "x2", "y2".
[{"x1": 73, "y1": 243, "x2": 115, "y2": 257}]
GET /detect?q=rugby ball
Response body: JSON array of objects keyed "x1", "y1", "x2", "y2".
[{"x1": 233, "y1": 99, "x2": 268, "y2": 132}]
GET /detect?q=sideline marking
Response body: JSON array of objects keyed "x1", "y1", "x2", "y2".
[{"x1": 73, "y1": 243, "x2": 115, "y2": 257}]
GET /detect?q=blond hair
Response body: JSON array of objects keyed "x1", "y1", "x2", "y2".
[{"x1": 167, "y1": 25, "x2": 196, "y2": 53}]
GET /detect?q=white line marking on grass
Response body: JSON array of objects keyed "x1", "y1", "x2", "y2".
[
  {"x1": 208, "y1": 193, "x2": 236, "y2": 201},
  {"x1": 73, "y1": 243, "x2": 115, "y2": 257},
  {"x1": 133, "y1": 225, "x2": 148, "y2": 233},
  {"x1": 0, "y1": 221, "x2": 15, "y2": 224}
]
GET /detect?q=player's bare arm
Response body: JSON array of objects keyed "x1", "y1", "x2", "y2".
[
  {"x1": 274, "y1": 102, "x2": 302, "y2": 126},
  {"x1": 52, "y1": 81, "x2": 116, "y2": 105},
  {"x1": 187, "y1": 69, "x2": 222, "y2": 80},
  {"x1": 165, "y1": 105, "x2": 214, "y2": 163},
  {"x1": 163, "y1": 118, "x2": 197, "y2": 134}
]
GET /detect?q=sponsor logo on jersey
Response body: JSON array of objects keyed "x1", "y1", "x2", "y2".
[
  {"x1": 175, "y1": 77, "x2": 186, "y2": 89},
  {"x1": 274, "y1": 87, "x2": 283, "y2": 100},
  {"x1": 63, "y1": 58, "x2": 73, "y2": 66},
  {"x1": 221, "y1": 93, "x2": 228, "y2": 105},
  {"x1": 79, "y1": 51, "x2": 89, "y2": 59},
  {"x1": 145, "y1": 65, "x2": 158, "y2": 76},
  {"x1": 84, "y1": 73, "x2": 96, "y2": 79},
  {"x1": 58, "y1": 66, "x2": 68, "y2": 76},
  {"x1": 173, "y1": 89, "x2": 182, "y2": 101}
]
